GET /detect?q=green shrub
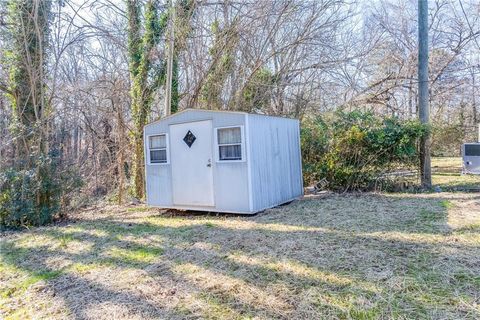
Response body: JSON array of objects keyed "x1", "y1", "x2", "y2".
[
  {"x1": 0, "y1": 152, "x2": 82, "y2": 228},
  {"x1": 301, "y1": 111, "x2": 427, "y2": 191}
]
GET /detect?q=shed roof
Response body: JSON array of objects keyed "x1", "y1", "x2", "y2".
[{"x1": 145, "y1": 108, "x2": 297, "y2": 127}]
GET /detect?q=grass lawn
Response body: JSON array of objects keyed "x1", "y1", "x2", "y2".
[
  {"x1": 1, "y1": 192, "x2": 479, "y2": 319},
  {"x1": 432, "y1": 157, "x2": 480, "y2": 191}
]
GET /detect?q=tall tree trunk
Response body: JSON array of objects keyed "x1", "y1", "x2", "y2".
[
  {"x1": 418, "y1": 0, "x2": 431, "y2": 188},
  {"x1": 114, "y1": 95, "x2": 127, "y2": 204},
  {"x1": 127, "y1": 0, "x2": 145, "y2": 199}
]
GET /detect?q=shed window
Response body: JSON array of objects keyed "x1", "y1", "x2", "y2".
[
  {"x1": 149, "y1": 135, "x2": 167, "y2": 163},
  {"x1": 217, "y1": 127, "x2": 242, "y2": 161}
]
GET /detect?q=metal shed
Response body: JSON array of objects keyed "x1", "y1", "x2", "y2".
[{"x1": 143, "y1": 109, "x2": 303, "y2": 214}]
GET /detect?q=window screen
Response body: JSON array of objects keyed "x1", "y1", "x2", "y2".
[
  {"x1": 218, "y1": 127, "x2": 242, "y2": 160},
  {"x1": 465, "y1": 144, "x2": 480, "y2": 157},
  {"x1": 149, "y1": 135, "x2": 167, "y2": 163}
]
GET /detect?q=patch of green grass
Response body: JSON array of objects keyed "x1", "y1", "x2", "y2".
[
  {"x1": 196, "y1": 292, "x2": 240, "y2": 319},
  {"x1": 0, "y1": 268, "x2": 63, "y2": 299},
  {"x1": 58, "y1": 234, "x2": 74, "y2": 248},
  {"x1": 419, "y1": 209, "x2": 442, "y2": 222},
  {"x1": 452, "y1": 271, "x2": 480, "y2": 288},
  {"x1": 205, "y1": 222, "x2": 215, "y2": 228},
  {"x1": 128, "y1": 223, "x2": 161, "y2": 235},
  {"x1": 68, "y1": 262, "x2": 103, "y2": 274},
  {"x1": 440, "y1": 200, "x2": 453, "y2": 209},
  {"x1": 349, "y1": 307, "x2": 381, "y2": 320},
  {"x1": 127, "y1": 206, "x2": 150, "y2": 213},
  {"x1": 171, "y1": 225, "x2": 195, "y2": 239},
  {"x1": 1, "y1": 243, "x2": 30, "y2": 265},
  {"x1": 250, "y1": 265, "x2": 281, "y2": 283},
  {"x1": 106, "y1": 245, "x2": 164, "y2": 266},
  {"x1": 24, "y1": 270, "x2": 63, "y2": 286},
  {"x1": 94, "y1": 221, "x2": 160, "y2": 237},
  {"x1": 1, "y1": 241, "x2": 64, "y2": 302}
]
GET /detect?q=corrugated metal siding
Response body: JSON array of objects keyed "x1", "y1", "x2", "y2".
[
  {"x1": 247, "y1": 114, "x2": 303, "y2": 212},
  {"x1": 144, "y1": 165, "x2": 173, "y2": 206},
  {"x1": 144, "y1": 110, "x2": 250, "y2": 212}
]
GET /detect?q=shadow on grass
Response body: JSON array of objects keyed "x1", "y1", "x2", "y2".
[
  {"x1": 255, "y1": 193, "x2": 458, "y2": 234},
  {"x1": 1, "y1": 193, "x2": 479, "y2": 319},
  {"x1": 432, "y1": 172, "x2": 480, "y2": 191}
]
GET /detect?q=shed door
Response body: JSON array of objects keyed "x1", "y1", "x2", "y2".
[{"x1": 170, "y1": 120, "x2": 215, "y2": 207}]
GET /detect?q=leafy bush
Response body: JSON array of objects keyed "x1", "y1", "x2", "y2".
[
  {"x1": 0, "y1": 152, "x2": 82, "y2": 228},
  {"x1": 301, "y1": 111, "x2": 428, "y2": 191}
]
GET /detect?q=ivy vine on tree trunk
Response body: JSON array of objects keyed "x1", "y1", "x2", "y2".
[
  {"x1": 127, "y1": 0, "x2": 195, "y2": 200},
  {"x1": 7, "y1": 0, "x2": 52, "y2": 161},
  {"x1": 127, "y1": 0, "x2": 165, "y2": 199}
]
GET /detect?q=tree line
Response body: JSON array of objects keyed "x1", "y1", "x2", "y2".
[{"x1": 0, "y1": 0, "x2": 478, "y2": 226}]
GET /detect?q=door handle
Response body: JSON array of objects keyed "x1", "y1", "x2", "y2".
[{"x1": 207, "y1": 159, "x2": 212, "y2": 167}]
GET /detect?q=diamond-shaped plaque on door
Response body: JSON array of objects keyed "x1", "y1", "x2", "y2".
[{"x1": 183, "y1": 130, "x2": 196, "y2": 148}]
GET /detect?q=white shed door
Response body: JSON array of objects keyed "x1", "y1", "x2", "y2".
[{"x1": 170, "y1": 120, "x2": 215, "y2": 207}]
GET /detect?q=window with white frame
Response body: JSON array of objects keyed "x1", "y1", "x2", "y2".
[
  {"x1": 149, "y1": 134, "x2": 167, "y2": 164},
  {"x1": 217, "y1": 127, "x2": 242, "y2": 161}
]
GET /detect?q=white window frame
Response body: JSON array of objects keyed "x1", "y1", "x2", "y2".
[
  {"x1": 146, "y1": 133, "x2": 169, "y2": 165},
  {"x1": 214, "y1": 125, "x2": 246, "y2": 163}
]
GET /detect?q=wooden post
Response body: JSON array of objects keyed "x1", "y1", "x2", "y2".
[{"x1": 418, "y1": 0, "x2": 431, "y2": 188}]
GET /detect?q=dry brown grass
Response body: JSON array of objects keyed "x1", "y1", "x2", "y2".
[
  {"x1": 431, "y1": 157, "x2": 480, "y2": 190},
  {"x1": 1, "y1": 193, "x2": 480, "y2": 319},
  {"x1": 432, "y1": 157, "x2": 463, "y2": 172}
]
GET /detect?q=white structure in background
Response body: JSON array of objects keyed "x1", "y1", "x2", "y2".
[
  {"x1": 462, "y1": 143, "x2": 480, "y2": 175},
  {"x1": 143, "y1": 109, "x2": 303, "y2": 214}
]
